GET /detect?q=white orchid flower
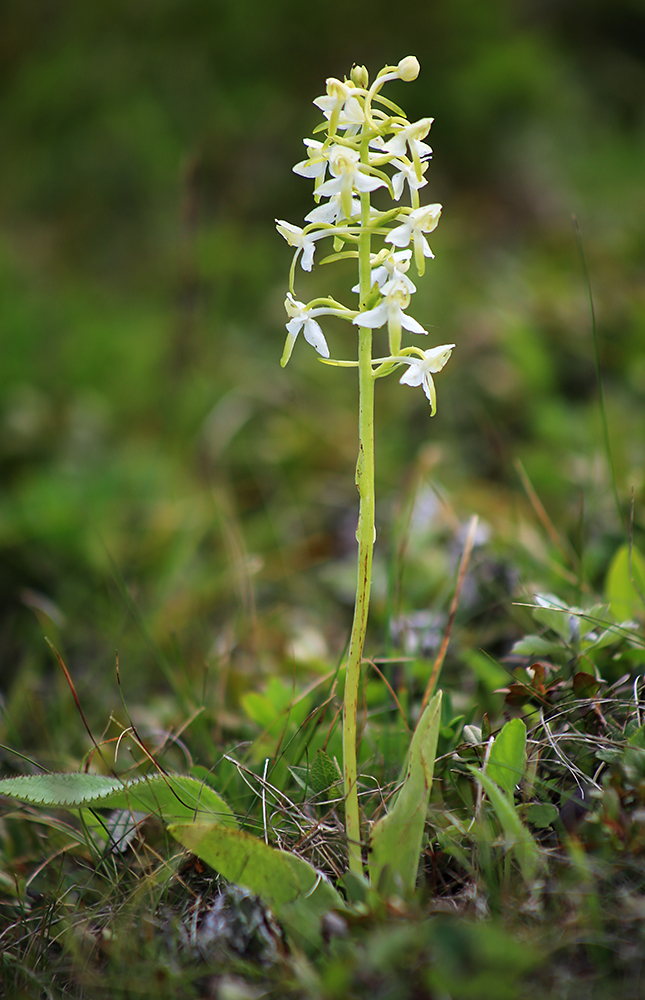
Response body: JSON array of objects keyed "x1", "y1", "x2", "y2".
[
  {"x1": 352, "y1": 278, "x2": 426, "y2": 354},
  {"x1": 385, "y1": 203, "x2": 442, "y2": 274},
  {"x1": 380, "y1": 118, "x2": 434, "y2": 162},
  {"x1": 275, "y1": 220, "x2": 334, "y2": 272},
  {"x1": 293, "y1": 139, "x2": 330, "y2": 182},
  {"x1": 313, "y1": 78, "x2": 366, "y2": 133},
  {"x1": 398, "y1": 344, "x2": 455, "y2": 414},
  {"x1": 352, "y1": 249, "x2": 416, "y2": 295},
  {"x1": 281, "y1": 293, "x2": 333, "y2": 366},
  {"x1": 391, "y1": 157, "x2": 429, "y2": 202},
  {"x1": 316, "y1": 144, "x2": 386, "y2": 220}
]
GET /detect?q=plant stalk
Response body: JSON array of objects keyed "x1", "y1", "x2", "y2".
[{"x1": 343, "y1": 153, "x2": 375, "y2": 876}]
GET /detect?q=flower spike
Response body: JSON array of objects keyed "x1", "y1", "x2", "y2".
[{"x1": 276, "y1": 58, "x2": 454, "y2": 877}]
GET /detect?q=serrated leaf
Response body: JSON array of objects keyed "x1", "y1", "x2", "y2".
[
  {"x1": 605, "y1": 544, "x2": 645, "y2": 621},
  {"x1": 487, "y1": 718, "x2": 527, "y2": 798},
  {"x1": 310, "y1": 750, "x2": 341, "y2": 794},
  {"x1": 0, "y1": 773, "x2": 236, "y2": 826},
  {"x1": 368, "y1": 692, "x2": 442, "y2": 897},
  {"x1": 169, "y1": 822, "x2": 343, "y2": 953},
  {"x1": 527, "y1": 802, "x2": 559, "y2": 828}
]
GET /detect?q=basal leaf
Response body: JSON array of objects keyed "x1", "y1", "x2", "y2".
[
  {"x1": 169, "y1": 822, "x2": 343, "y2": 953},
  {"x1": 487, "y1": 718, "x2": 527, "y2": 798},
  {"x1": 368, "y1": 691, "x2": 442, "y2": 897},
  {"x1": 473, "y1": 769, "x2": 542, "y2": 881},
  {"x1": 0, "y1": 773, "x2": 125, "y2": 807},
  {"x1": 0, "y1": 773, "x2": 236, "y2": 826}
]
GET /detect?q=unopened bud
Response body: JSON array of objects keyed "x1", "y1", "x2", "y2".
[
  {"x1": 397, "y1": 56, "x2": 420, "y2": 82},
  {"x1": 350, "y1": 64, "x2": 369, "y2": 89}
]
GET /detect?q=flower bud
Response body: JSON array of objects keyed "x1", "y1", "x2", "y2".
[
  {"x1": 350, "y1": 64, "x2": 369, "y2": 89},
  {"x1": 397, "y1": 56, "x2": 420, "y2": 82}
]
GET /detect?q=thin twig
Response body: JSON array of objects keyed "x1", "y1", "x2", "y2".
[
  {"x1": 421, "y1": 515, "x2": 478, "y2": 712},
  {"x1": 363, "y1": 658, "x2": 411, "y2": 733},
  {"x1": 514, "y1": 458, "x2": 579, "y2": 573},
  {"x1": 573, "y1": 215, "x2": 623, "y2": 530}
]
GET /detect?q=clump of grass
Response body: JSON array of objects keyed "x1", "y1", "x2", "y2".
[{"x1": 2, "y1": 570, "x2": 645, "y2": 998}]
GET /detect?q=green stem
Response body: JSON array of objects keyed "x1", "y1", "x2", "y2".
[{"x1": 343, "y1": 138, "x2": 376, "y2": 877}]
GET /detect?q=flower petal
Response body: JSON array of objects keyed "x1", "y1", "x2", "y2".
[
  {"x1": 302, "y1": 318, "x2": 330, "y2": 357},
  {"x1": 422, "y1": 373, "x2": 437, "y2": 412},
  {"x1": 301, "y1": 240, "x2": 316, "y2": 271},
  {"x1": 353, "y1": 301, "x2": 388, "y2": 329},
  {"x1": 399, "y1": 363, "x2": 424, "y2": 387},
  {"x1": 352, "y1": 172, "x2": 386, "y2": 193},
  {"x1": 286, "y1": 316, "x2": 303, "y2": 336},
  {"x1": 400, "y1": 313, "x2": 428, "y2": 335},
  {"x1": 385, "y1": 222, "x2": 413, "y2": 248},
  {"x1": 422, "y1": 344, "x2": 455, "y2": 371}
]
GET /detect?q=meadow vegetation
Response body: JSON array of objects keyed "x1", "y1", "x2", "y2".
[{"x1": 1, "y1": 1, "x2": 645, "y2": 997}]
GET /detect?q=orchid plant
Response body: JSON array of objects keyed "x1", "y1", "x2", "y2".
[
  {"x1": 0, "y1": 58, "x2": 453, "y2": 937},
  {"x1": 277, "y1": 56, "x2": 454, "y2": 874}
]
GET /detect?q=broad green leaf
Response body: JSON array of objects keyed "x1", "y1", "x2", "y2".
[
  {"x1": 310, "y1": 749, "x2": 341, "y2": 794},
  {"x1": 527, "y1": 802, "x2": 558, "y2": 829},
  {"x1": 473, "y1": 769, "x2": 542, "y2": 881},
  {"x1": 572, "y1": 671, "x2": 600, "y2": 697},
  {"x1": 605, "y1": 543, "x2": 645, "y2": 621},
  {"x1": 531, "y1": 594, "x2": 574, "y2": 641},
  {"x1": 511, "y1": 635, "x2": 563, "y2": 658},
  {"x1": 241, "y1": 677, "x2": 312, "y2": 756},
  {"x1": 368, "y1": 691, "x2": 442, "y2": 897},
  {"x1": 582, "y1": 624, "x2": 631, "y2": 652},
  {"x1": 169, "y1": 822, "x2": 343, "y2": 953},
  {"x1": 242, "y1": 676, "x2": 310, "y2": 728},
  {"x1": 487, "y1": 718, "x2": 527, "y2": 798},
  {"x1": 0, "y1": 773, "x2": 236, "y2": 826}
]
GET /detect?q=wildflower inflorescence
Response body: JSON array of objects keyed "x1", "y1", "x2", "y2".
[
  {"x1": 276, "y1": 55, "x2": 453, "y2": 413},
  {"x1": 277, "y1": 57, "x2": 454, "y2": 874}
]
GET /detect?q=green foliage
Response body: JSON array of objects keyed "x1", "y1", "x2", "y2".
[
  {"x1": 310, "y1": 748, "x2": 342, "y2": 794},
  {"x1": 0, "y1": 772, "x2": 236, "y2": 825},
  {"x1": 241, "y1": 676, "x2": 313, "y2": 758},
  {"x1": 369, "y1": 692, "x2": 442, "y2": 897},
  {"x1": 473, "y1": 770, "x2": 542, "y2": 882},
  {"x1": 486, "y1": 717, "x2": 526, "y2": 798},
  {"x1": 168, "y1": 822, "x2": 344, "y2": 954},
  {"x1": 1, "y1": 1, "x2": 645, "y2": 995},
  {"x1": 605, "y1": 543, "x2": 645, "y2": 621}
]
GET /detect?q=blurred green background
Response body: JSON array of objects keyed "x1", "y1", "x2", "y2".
[{"x1": 1, "y1": 0, "x2": 644, "y2": 762}]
